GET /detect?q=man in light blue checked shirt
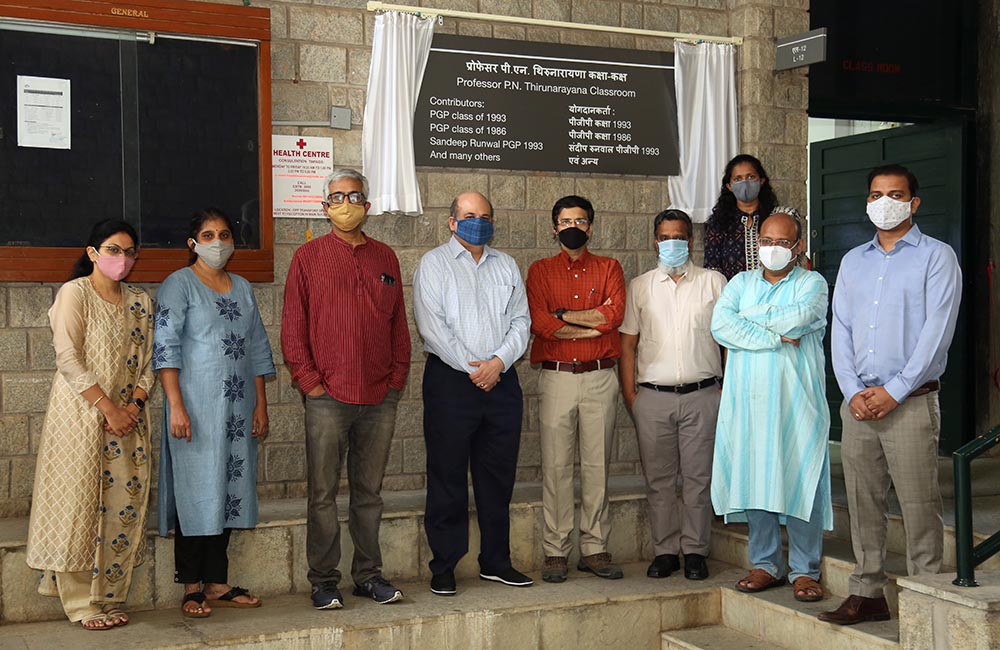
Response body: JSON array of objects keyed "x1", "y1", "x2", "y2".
[
  {"x1": 820, "y1": 164, "x2": 962, "y2": 626},
  {"x1": 413, "y1": 191, "x2": 533, "y2": 597}
]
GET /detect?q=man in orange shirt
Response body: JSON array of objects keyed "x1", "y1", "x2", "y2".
[{"x1": 526, "y1": 195, "x2": 627, "y2": 583}]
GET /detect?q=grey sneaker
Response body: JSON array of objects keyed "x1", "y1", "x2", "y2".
[
  {"x1": 542, "y1": 556, "x2": 568, "y2": 583},
  {"x1": 311, "y1": 582, "x2": 343, "y2": 609},
  {"x1": 353, "y1": 575, "x2": 403, "y2": 604},
  {"x1": 577, "y1": 552, "x2": 624, "y2": 579}
]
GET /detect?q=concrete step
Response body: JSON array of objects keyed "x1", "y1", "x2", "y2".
[
  {"x1": 722, "y1": 586, "x2": 898, "y2": 650},
  {"x1": 0, "y1": 561, "x2": 731, "y2": 650},
  {"x1": 662, "y1": 625, "x2": 781, "y2": 650}
]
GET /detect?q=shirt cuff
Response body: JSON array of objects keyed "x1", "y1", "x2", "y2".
[
  {"x1": 883, "y1": 377, "x2": 910, "y2": 404},
  {"x1": 296, "y1": 371, "x2": 323, "y2": 396},
  {"x1": 534, "y1": 315, "x2": 564, "y2": 339}
]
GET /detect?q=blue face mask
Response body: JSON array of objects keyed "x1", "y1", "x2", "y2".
[
  {"x1": 454, "y1": 217, "x2": 494, "y2": 246},
  {"x1": 657, "y1": 239, "x2": 689, "y2": 268}
]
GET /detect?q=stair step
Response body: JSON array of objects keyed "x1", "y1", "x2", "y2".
[
  {"x1": 723, "y1": 586, "x2": 898, "y2": 650},
  {"x1": 662, "y1": 625, "x2": 776, "y2": 650}
]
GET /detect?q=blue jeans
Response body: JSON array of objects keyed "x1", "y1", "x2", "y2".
[{"x1": 745, "y1": 488, "x2": 824, "y2": 581}]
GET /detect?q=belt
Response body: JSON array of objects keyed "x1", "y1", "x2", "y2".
[
  {"x1": 640, "y1": 377, "x2": 719, "y2": 395},
  {"x1": 909, "y1": 380, "x2": 940, "y2": 397},
  {"x1": 542, "y1": 358, "x2": 617, "y2": 374}
]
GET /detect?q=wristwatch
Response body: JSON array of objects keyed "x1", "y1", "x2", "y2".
[
  {"x1": 129, "y1": 397, "x2": 145, "y2": 410},
  {"x1": 555, "y1": 308, "x2": 567, "y2": 321}
]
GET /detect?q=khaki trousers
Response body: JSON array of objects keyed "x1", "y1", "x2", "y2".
[
  {"x1": 56, "y1": 570, "x2": 100, "y2": 622},
  {"x1": 631, "y1": 385, "x2": 719, "y2": 556},
  {"x1": 539, "y1": 367, "x2": 619, "y2": 557},
  {"x1": 840, "y1": 393, "x2": 943, "y2": 597}
]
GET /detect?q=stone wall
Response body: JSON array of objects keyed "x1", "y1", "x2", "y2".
[{"x1": 0, "y1": 0, "x2": 808, "y2": 517}]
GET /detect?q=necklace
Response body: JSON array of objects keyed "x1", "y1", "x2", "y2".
[
  {"x1": 741, "y1": 214, "x2": 760, "y2": 271},
  {"x1": 88, "y1": 275, "x2": 122, "y2": 306}
]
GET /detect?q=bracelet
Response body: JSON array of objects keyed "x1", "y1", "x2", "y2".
[{"x1": 92, "y1": 396, "x2": 105, "y2": 408}]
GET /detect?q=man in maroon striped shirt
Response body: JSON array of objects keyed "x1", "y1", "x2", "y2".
[{"x1": 281, "y1": 168, "x2": 410, "y2": 610}]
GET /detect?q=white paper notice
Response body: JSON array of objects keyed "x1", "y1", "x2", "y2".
[
  {"x1": 17, "y1": 76, "x2": 71, "y2": 149},
  {"x1": 272, "y1": 135, "x2": 334, "y2": 219}
]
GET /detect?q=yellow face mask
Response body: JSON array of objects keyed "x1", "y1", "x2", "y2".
[{"x1": 324, "y1": 202, "x2": 368, "y2": 232}]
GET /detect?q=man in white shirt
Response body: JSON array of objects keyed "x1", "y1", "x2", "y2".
[{"x1": 620, "y1": 209, "x2": 727, "y2": 580}]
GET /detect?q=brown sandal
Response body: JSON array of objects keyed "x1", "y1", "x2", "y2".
[
  {"x1": 792, "y1": 576, "x2": 825, "y2": 602},
  {"x1": 735, "y1": 568, "x2": 787, "y2": 593}
]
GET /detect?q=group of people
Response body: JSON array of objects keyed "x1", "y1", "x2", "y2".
[{"x1": 24, "y1": 155, "x2": 961, "y2": 631}]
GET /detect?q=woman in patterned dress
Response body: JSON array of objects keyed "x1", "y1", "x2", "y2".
[
  {"x1": 704, "y1": 154, "x2": 780, "y2": 280},
  {"x1": 154, "y1": 208, "x2": 275, "y2": 617},
  {"x1": 26, "y1": 220, "x2": 155, "y2": 630}
]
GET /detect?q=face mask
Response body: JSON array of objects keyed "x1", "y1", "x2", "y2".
[
  {"x1": 866, "y1": 195, "x2": 913, "y2": 230},
  {"x1": 657, "y1": 239, "x2": 689, "y2": 268},
  {"x1": 191, "y1": 240, "x2": 235, "y2": 270},
  {"x1": 325, "y1": 202, "x2": 368, "y2": 232},
  {"x1": 759, "y1": 245, "x2": 795, "y2": 272},
  {"x1": 454, "y1": 217, "x2": 494, "y2": 246},
  {"x1": 93, "y1": 250, "x2": 135, "y2": 281},
  {"x1": 731, "y1": 178, "x2": 762, "y2": 203},
  {"x1": 557, "y1": 227, "x2": 589, "y2": 250}
]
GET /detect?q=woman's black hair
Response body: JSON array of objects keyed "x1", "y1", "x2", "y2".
[
  {"x1": 187, "y1": 207, "x2": 234, "y2": 265},
  {"x1": 69, "y1": 220, "x2": 139, "y2": 280},
  {"x1": 707, "y1": 154, "x2": 779, "y2": 229}
]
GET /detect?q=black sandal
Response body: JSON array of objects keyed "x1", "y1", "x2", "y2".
[
  {"x1": 181, "y1": 591, "x2": 211, "y2": 618},
  {"x1": 206, "y1": 585, "x2": 262, "y2": 608}
]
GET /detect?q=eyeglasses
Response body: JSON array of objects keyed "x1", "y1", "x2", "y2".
[
  {"x1": 324, "y1": 191, "x2": 366, "y2": 205},
  {"x1": 759, "y1": 237, "x2": 799, "y2": 249},
  {"x1": 99, "y1": 244, "x2": 138, "y2": 258},
  {"x1": 556, "y1": 218, "x2": 591, "y2": 228}
]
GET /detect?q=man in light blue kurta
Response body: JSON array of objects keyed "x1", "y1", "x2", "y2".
[{"x1": 710, "y1": 210, "x2": 832, "y2": 601}]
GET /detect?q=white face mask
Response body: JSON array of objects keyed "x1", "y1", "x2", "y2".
[
  {"x1": 759, "y1": 245, "x2": 794, "y2": 271},
  {"x1": 191, "y1": 240, "x2": 235, "y2": 270},
  {"x1": 866, "y1": 196, "x2": 913, "y2": 230}
]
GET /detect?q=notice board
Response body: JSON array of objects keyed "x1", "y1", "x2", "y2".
[
  {"x1": 0, "y1": 0, "x2": 273, "y2": 282},
  {"x1": 413, "y1": 35, "x2": 679, "y2": 176}
]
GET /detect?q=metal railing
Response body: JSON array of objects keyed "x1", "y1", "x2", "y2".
[{"x1": 953, "y1": 426, "x2": 1000, "y2": 586}]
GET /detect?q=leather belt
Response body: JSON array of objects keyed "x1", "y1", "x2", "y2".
[
  {"x1": 909, "y1": 380, "x2": 940, "y2": 397},
  {"x1": 542, "y1": 358, "x2": 617, "y2": 374},
  {"x1": 640, "y1": 377, "x2": 719, "y2": 395}
]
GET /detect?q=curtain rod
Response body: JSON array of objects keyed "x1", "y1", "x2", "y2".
[{"x1": 365, "y1": 1, "x2": 743, "y2": 45}]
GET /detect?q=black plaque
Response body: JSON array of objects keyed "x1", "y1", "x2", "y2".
[{"x1": 414, "y1": 35, "x2": 678, "y2": 176}]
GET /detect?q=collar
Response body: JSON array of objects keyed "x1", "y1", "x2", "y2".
[
  {"x1": 447, "y1": 235, "x2": 494, "y2": 261},
  {"x1": 865, "y1": 223, "x2": 922, "y2": 252},
  {"x1": 654, "y1": 260, "x2": 693, "y2": 282},
  {"x1": 558, "y1": 248, "x2": 591, "y2": 267},
  {"x1": 755, "y1": 264, "x2": 800, "y2": 286},
  {"x1": 326, "y1": 230, "x2": 368, "y2": 249}
]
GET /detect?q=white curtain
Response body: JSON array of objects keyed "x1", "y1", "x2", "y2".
[
  {"x1": 362, "y1": 11, "x2": 435, "y2": 215},
  {"x1": 667, "y1": 42, "x2": 739, "y2": 223}
]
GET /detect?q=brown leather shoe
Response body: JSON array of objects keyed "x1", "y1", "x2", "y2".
[
  {"x1": 577, "y1": 552, "x2": 624, "y2": 579},
  {"x1": 817, "y1": 595, "x2": 890, "y2": 625},
  {"x1": 541, "y1": 556, "x2": 568, "y2": 583}
]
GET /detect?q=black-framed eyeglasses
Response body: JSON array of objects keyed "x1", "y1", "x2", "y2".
[
  {"x1": 324, "y1": 191, "x2": 366, "y2": 205},
  {"x1": 99, "y1": 244, "x2": 138, "y2": 259},
  {"x1": 759, "y1": 237, "x2": 798, "y2": 249},
  {"x1": 556, "y1": 218, "x2": 591, "y2": 228}
]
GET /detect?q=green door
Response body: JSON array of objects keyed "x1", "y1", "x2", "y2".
[{"x1": 808, "y1": 122, "x2": 969, "y2": 453}]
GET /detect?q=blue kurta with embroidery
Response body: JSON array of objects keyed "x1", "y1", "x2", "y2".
[
  {"x1": 709, "y1": 266, "x2": 833, "y2": 529},
  {"x1": 153, "y1": 267, "x2": 275, "y2": 536}
]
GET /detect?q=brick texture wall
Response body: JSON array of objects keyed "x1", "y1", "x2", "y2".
[{"x1": 0, "y1": 0, "x2": 808, "y2": 517}]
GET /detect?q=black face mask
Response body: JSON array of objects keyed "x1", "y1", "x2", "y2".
[{"x1": 558, "y1": 226, "x2": 589, "y2": 250}]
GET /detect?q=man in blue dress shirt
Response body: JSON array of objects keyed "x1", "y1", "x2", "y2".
[
  {"x1": 819, "y1": 165, "x2": 962, "y2": 625},
  {"x1": 413, "y1": 191, "x2": 533, "y2": 597}
]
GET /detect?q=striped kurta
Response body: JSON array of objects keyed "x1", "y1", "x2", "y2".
[{"x1": 709, "y1": 266, "x2": 833, "y2": 529}]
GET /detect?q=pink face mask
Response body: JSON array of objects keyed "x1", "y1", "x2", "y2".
[{"x1": 94, "y1": 251, "x2": 135, "y2": 281}]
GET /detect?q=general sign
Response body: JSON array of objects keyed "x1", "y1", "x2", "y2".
[
  {"x1": 775, "y1": 28, "x2": 827, "y2": 71},
  {"x1": 272, "y1": 135, "x2": 333, "y2": 219},
  {"x1": 414, "y1": 35, "x2": 679, "y2": 176}
]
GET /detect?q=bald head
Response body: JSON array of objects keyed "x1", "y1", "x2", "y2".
[
  {"x1": 450, "y1": 192, "x2": 494, "y2": 221},
  {"x1": 760, "y1": 212, "x2": 801, "y2": 242}
]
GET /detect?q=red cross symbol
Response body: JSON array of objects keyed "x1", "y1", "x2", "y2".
[{"x1": 296, "y1": 138, "x2": 307, "y2": 149}]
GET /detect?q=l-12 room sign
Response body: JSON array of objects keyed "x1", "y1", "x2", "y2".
[{"x1": 413, "y1": 35, "x2": 679, "y2": 176}]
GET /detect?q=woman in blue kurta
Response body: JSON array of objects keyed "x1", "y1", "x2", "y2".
[{"x1": 153, "y1": 208, "x2": 275, "y2": 617}]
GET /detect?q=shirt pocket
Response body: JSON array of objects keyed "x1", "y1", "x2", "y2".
[
  {"x1": 690, "y1": 299, "x2": 716, "y2": 333},
  {"x1": 367, "y1": 275, "x2": 397, "y2": 315},
  {"x1": 486, "y1": 283, "x2": 515, "y2": 315}
]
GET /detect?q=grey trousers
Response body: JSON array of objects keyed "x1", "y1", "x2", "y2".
[
  {"x1": 304, "y1": 389, "x2": 400, "y2": 587},
  {"x1": 840, "y1": 393, "x2": 943, "y2": 597},
  {"x1": 631, "y1": 384, "x2": 720, "y2": 557}
]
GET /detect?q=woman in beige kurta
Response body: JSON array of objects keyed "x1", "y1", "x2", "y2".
[{"x1": 26, "y1": 220, "x2": 155, "y2": 630}]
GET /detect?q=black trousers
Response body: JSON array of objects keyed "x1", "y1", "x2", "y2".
[
  {"x1": 422, "y1": 354, "x2": 523, "y2": 575},
  {"x1": 174, "y1": 521, "x2": 232, "y2": 584}
]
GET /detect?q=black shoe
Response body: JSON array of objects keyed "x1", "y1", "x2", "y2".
[
  {"x1": 353, "y1": 575, "x2": 403, "y2": 604},
  {"x1": 646, "y1": 554, "x2": 680, "y2": 578},
  {"x1": 684, "y1": 554, "x2": 709, "y2": 580},
  {"x1": 479, "y1": 567, "x2": 534, "y2": 587},
  {"x1": 310, "y1": 581, "x2": 343, "y2": 609},
  {"x1": 430, "y1": 570, "x2": 457, "y2": 596}
]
